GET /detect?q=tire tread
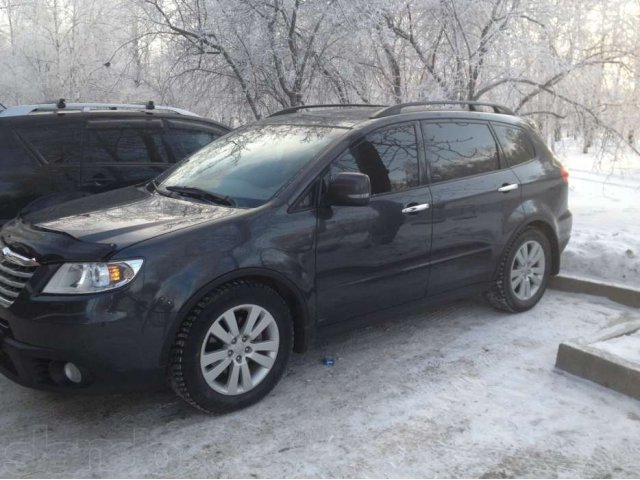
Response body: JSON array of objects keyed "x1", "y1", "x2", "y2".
[
  {"x1": 485, "y1": 227, "x2": 547, "y2": 313},
  {"x1": 168, "y1": 280, "x2": 291, "y2": 414}
]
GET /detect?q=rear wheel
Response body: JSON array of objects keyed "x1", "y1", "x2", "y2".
[
  {"x1": 169, "y1": 281, "x2": 292, "y2": 413},
  {"x1": 485, "y1": 228, "x2": 551, "y2": 312}
]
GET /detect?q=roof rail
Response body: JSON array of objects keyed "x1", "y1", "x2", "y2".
[
  {"x1": 0, "y1": 101, "x2": 200, "y2": 118},
  {"x1": 269, "y1": 104, "x2": 387, "y2": 117},
  {"x1": 370, "y1": 101, "x2": 514, "y2": 118}
]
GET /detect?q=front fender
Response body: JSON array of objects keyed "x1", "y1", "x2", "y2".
[{"x1": 116, "y1": 207, "x2": 317, "y2": 367}]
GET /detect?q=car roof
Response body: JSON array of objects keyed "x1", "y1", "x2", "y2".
[
  {"x1": 0, "y1": 102, "x2": 230, "y2": 131},
  {"x1": 0, "y1": 101, "x2": 198, "y2": 117},
  {"x1": 260, "y1": 102, "x2": 528, "y2": 130},
  {"x1": 262, "y1": 107, "x2": 381, "y2": 128}
]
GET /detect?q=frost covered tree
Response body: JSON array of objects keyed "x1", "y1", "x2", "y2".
[{"x1": 1, "y1": 0, "x2": 639, "y2": 150}]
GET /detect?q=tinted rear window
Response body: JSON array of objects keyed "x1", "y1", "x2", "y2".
[
  {"x1": 17, "y1": 125, "x2": 84, "y2": 164},
  {"x1": 493, "y1": 124, "x2": 536, "y2": 166},
  {"x1": 0, "y1": 126, "x2": 35, "y2": 168},
  {"x1": 422, "y1": 122, "x2": 499, "y2": 182},
  {"x1": 85, "y1": 128, "x2": 169, "y2": 164}
]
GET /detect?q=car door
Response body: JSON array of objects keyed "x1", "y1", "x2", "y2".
[
  {"x1": 82, "y1": 118, "x2": 170, "y2": 193},
  {"x1": 422, "y1": 120, "x2": 524, "y2": 296},
  {"x1": 315, "y1": 121, "x2": 432, "y2": 324}
]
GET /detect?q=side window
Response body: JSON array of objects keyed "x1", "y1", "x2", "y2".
[
  {"x1": 331, "y1": 123, "x2": 419, "y2": 195},
  {"x1": 0, "y1": 127, "x2": 36, "y2": 168},
  {"x1": 85, "y1": 128, "x2": 168, "y2": 164},
  {"x1": 164, "y1": 129, "x2": 219, "y2": 161},
  {"x1": 423, "y1": 122, "x2": 499, "y2": 183},
  {"x1": 493, "y1": 124, "x2": 536, "y2": 166},
  {"x1": 292, "y1": 180, "x2": 319, "y2": 211},
  {"x1": 17, "y1": 125, "x2": 83, "y2": 164}
]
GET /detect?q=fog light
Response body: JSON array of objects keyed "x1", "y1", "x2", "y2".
[{"x1": 63, "y1": 362, "x2": 82, "y2": 384}]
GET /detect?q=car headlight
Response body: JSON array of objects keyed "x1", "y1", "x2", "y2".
[{"x1": 43, "y1": 259, "x2": 144, "y2": 294}]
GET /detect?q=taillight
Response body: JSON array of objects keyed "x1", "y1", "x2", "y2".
[{"x1": 560, "y1": 165, "x2": 569, "y2": 184}]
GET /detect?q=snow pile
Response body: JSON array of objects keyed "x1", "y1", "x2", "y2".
[{"x1": 554, "y1": 140, "x2": 640, "y2": 287}]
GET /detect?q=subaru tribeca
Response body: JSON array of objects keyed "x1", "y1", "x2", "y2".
[{"x1": 0, "y1": 102, "x2": 571, "y2": 413}]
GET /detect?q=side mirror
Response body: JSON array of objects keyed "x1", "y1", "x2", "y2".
[{"x1": 325, "y1": 172, "x2": 371, "y2": 207}]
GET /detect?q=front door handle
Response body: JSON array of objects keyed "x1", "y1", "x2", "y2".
[
  {"x1": 497, "y1": 183, "x2": 519, "y2": 193},
  {"x1": 402, "y1": 203, "x2": 430, "y2": 214}
]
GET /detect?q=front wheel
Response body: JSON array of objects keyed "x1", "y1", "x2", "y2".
[
  {"x1": 485, "y1": 228, "x2": 551, "y2": 312},
  {"x1": 169, "y1": 281, "x2": 293, "y2": 413}
]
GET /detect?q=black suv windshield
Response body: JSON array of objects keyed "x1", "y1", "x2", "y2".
[{"x1": 159, "y1": 124, "x2": 343, "y2": 207}]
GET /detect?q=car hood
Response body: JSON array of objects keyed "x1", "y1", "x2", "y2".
[{"x1": 2, "y1": 187, "x2": 238, "y2": 262}]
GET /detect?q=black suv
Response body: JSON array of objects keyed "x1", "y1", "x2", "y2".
[
  {"x1": 0, "y1": 102, "x2": 571, "y2": 413},
  {"x1": 0, "y1": 101, "x2": 230, "y2": 225}
]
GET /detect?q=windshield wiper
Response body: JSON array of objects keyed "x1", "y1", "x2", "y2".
[{"x1": 164, "y1": 185, "x2": 236, "y2": 207}]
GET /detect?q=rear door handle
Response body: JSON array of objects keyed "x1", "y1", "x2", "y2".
[
  {"x1": 497, "y1": 183, "x2": 519, "y2": 193},
  {"x1": 402, "y1": 203, "x2": 430, "y2": 214}
]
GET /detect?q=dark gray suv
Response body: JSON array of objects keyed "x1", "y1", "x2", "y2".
[{"x1": 0, "y1": 101, "x2": 571, "y2": 413}]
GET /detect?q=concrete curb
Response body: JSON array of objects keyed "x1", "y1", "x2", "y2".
[
  {"x1": 555, "y1": 321, "x2": 640, "y2": 401},
  {"x1": 549, "y1": 274, "x2": 640, "y2": 308},
  {"x1": 551, "y1": 275, "x2": 640, "y2": 400},
  {"x1": 556, "y1": 342, "x2": 640, "y2": 400}
]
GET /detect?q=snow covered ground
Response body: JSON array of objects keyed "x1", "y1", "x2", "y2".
[
  {"x1": 555, "y1": 140, "x2": 640, "y2": 287},
  {"x1": 0, "y1": 291, "x2": 639, "y2": 478},
  {"x1": 592, "y1": 330, "x2": 640, "y2": 365}
]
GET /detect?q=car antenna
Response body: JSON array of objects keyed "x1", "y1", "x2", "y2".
[
  {"x1": 56, "y1": 98, "x2": 66, "y2": 109},
  {"x1": 146, "y1": 100, "x2": 155, "y2": 110},
  {"x1": 0, "y1": 101, "x2": 6, "y2": 110}
]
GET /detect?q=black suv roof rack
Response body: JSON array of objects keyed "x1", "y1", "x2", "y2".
[
  {"x1": 371, "y1": 101, "x2": 514, "y2": 118},
  {"x1": 0, "y1": 100, "x2": 199, "y2": 118},
  {"x1": 269, "y1": 104, "x2": 387, "y2": 117}
]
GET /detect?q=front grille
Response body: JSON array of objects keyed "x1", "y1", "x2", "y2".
[{"x1": 0, "y1": 243, "x2": 39, "y2": 308}]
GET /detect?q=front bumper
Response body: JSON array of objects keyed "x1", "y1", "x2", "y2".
[{"x1": 0, "y1": 291, "x2": 170, "y2": 393}]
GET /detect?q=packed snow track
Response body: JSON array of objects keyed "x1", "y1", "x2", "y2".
[{"x1": 0, "y1": 290, "x2": 639, "y2": 477}]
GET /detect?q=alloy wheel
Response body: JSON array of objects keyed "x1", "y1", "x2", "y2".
[
  {"x1": 199, "y1": 304, "x2": 279, "y2": 395},
  {"x1": 510, "y1": 240, "x2": 546, "y2": 301}
]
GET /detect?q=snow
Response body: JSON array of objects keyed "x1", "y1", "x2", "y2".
[
  {"x1": 1, "y1": 291, "x2": 639, "y2": 477},
  {"x1": 555, "y1": 140, "x2": 640, "y2": 287},
  {"x1": 592, "y1": 330, "x2": 640, "y2": 365}
]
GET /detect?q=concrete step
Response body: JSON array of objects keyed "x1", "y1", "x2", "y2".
[
  {"x1": 550, "y1": 273, "x2": 640, "y2": 308},
  {"x1": 556, "y1": 319, "x2": 640, "y2": 401}
]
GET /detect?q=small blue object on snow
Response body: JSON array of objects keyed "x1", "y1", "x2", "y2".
[{"x1": 322, "y1": 356, "x2": 335, "y2": 367}]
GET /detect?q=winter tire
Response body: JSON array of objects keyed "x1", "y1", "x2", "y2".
[
  {"x1": 169, "y1": 280, "x2": 293, "y2": 413},
  {"x1": 485, "y1": 227, "x2": 551, "y2": 313}
]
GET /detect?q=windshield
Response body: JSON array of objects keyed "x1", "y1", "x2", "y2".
[{"x1": 159, "y1": 124, "x2": 343, "y2": 207}]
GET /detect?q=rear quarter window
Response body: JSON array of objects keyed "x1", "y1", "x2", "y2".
[{"x1": 493, "y1": 124, "x2": 536, "y2": 166}]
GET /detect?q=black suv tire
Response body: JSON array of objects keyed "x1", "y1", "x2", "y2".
[
  {"x1": 169, "y1": 280, "x2": 293, "y2": 414},
  {"x1": 485, "y1": 227, "x2": 551, "y2": 313}
]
